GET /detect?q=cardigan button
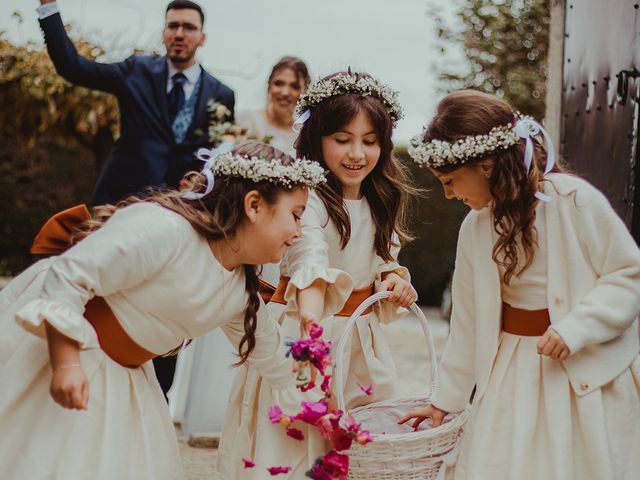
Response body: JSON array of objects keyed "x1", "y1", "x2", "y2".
[{"x1": 580, "y1": 383, "x2": 589, "y2": 391}]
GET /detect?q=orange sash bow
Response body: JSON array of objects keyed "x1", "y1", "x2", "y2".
[
  {"x1": 30, "y1": 204, "x2": 91, "y2": 255},
  {"x1": 31, "y1": 204, "x2": 155, "y2": 368}
]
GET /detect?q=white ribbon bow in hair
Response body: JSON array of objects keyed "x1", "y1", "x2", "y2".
[
  {"x1": 292, "y1": 109, "x2": 311, "y2": 133},
  {"x1": 182, "y1": 142, "x2": 234, "y2": 200},
  {"x1": 513, "y1": 118, "x2": 555, "y2": 202}
]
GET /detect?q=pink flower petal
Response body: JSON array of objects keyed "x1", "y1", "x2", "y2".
[
  {"x1": 357, "y1": 383, "x2": 374, "y2": 395},
  {"x1": 268, "y1": 405, "x2": 284, "y2": 424},
  {"x1": 286, "y1": 427, "x2": 305, "y2": 441},
  {"x1": 242, "y1": 458, "x2": 256, "y2": 468},
  {"x1": 309, "y1": 322, "x2": 324, "y2": 339},
  {"x1": 267, "y1": 466, "x2": 292, "y2": 475},
  {"x1": 294, "y1": 401, "x2": 329, "y2": 425}
]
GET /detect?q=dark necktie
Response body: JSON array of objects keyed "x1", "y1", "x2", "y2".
[{"x1": 167, "y1": 72, "x2": 187, "y2": 124}]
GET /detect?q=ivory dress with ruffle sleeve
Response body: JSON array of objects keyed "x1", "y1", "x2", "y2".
[
  {"x1": 219, "y1": 191, "x2": 410, "y2": 479},
  {"x1": 0, "y1": 203, "x2": 301, "y2": 480}
]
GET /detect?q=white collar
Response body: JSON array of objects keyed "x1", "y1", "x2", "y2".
[{"x1": 167, "y1": 61, "x2": 201, "y2": 85}]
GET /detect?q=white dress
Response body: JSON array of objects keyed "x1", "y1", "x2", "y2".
[
  {"x1": 236, "y1": 110, "x2": 299, "y2": 158},
  {"x1": 218, "y1": 192, "x2": 410, "y2": 479},
  {"x1": 168, "y1": 109, "x2": 300, "y2": 433},
  {"x1": 451, "y1": 203, "x2": 640, "y2": 480},
  {"x1": 0, "y1": 203, "x2": 300, "y2": 480}
]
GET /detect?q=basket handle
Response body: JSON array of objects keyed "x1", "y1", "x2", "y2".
[{"x1": 333, "y1": 290, "x2": 439, "y2": 413}]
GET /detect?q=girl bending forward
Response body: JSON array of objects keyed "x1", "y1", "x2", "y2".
[
  {"x1": 0, "y1": 142, "x2": 324, "y2": 479},
  {"x1": 401, "y1": 90, "x2": 640, "y2": 480}
]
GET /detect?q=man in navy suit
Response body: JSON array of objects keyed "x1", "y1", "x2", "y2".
[
  {"x1": 37, "y1": 0, "x2": 235, "y2": 206},
  {"x1": 37, "y1": 0, "x2": 235, "y2": 397}
]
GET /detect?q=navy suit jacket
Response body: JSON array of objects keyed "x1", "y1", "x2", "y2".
[{"x1": 40, "y1": 13, "x2": 235, "y2": 205}]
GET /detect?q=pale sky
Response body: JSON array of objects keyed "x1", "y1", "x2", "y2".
[{"x1": 1, "y1": 0, "x2": 459, "y2": 144}]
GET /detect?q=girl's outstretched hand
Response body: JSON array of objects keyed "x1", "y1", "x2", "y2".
[
  {"x1": 379, "y1": 273, "x2": 417, "y2": 307},
  {"x1": 397, "y1": 403, "x2": 448, "y2": 429},
  {"x1": 50, "y1": 365, "x2": 89, "y2": 411},
  {"x1": 537, "y1": 328, "x2": 570, "y2": 360}
]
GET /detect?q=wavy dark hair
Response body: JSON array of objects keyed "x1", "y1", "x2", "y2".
[
  {"x1": 423, "y1": 90, "x2": 563, "y2": 284},
  {"x1": 294, "y1": 71, "x2": 414, "y2": 261},
  {"x1": 71, "y1": 142, "x2": 297, "y2": 365}
]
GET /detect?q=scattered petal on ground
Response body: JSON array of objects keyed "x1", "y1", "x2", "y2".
[{"x1": 267, "y1": 466, "x2": 292, "y2": 475}]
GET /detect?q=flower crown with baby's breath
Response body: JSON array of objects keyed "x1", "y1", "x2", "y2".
[
  {"x1": 407, "y1": 116, "x2": 533, "y2": 168},
  {"x1": 294, "y1": 71, "x2": 404, "y2": 126},
  {"x1": 183, "y1": 143, "x2": 326, "y2": 200},
  {"x1": 214, "y1": 153, "x2": 326, "y2": 188}
]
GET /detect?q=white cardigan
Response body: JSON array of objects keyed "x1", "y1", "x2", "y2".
[{"x1": 431, "y1": 173, "x2": 640, "y2": 413}]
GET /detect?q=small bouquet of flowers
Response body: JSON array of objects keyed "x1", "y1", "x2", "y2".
[
  {"x1": 242, "y1": 322, "x2": 373, "y2": 479},
  {"x1": 205, "y1": 100, "x2": 273, "y2": 147},
  {"x1": 285, "y1": 323, "x2": 332, "y2": 391}
]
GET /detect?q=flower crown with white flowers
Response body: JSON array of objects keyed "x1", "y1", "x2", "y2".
[
  {"x1": 408, "y1": 115, "x2": 558, "y2": 202},
  {"x1": 294, "y1": 71, "x2": 404, "y2": 127},
  {"x1": 407, "y1": 116, "x2": 531, "y2": 168},
  {"x1": 183, "y1": 143, "x2": 326, "y2": 200}
]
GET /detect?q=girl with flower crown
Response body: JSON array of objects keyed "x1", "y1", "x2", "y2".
[
  {"x1": 219, "y1": 71, "x2": 417, "y2": 479},
  {"x1": 399, "y1": 90, "x2": 640, "y2": 480},
  {"x1": 0, "y1": 142, "x2": 325, "y2": 479}
]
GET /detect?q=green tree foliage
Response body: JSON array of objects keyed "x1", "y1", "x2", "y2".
[
  {"x1": 431, "y1": 0, "x2": 550, "y2": 118},
  {"x1": 0, "y1": 20, "x2": 121, "y2": 275},
  {"x1": 396, "y1": 148, "x2": 469, "y2": 306}
]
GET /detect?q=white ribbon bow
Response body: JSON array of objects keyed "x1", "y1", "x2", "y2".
[
  {"x1": 182, "y1": 142, "x2": 234, "y2": 200},
  {"x1": 292, "y1": 109, "x2": 311, "y2": 133},
  {"x1": 513, "y1": 118, "x2": 555, "y2": 202}
]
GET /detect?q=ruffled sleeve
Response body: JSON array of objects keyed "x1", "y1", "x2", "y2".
[
  {"x1": 15, "y1": 203, "x2": 185, "y2": 346},
  {"x1": 282, "y1": 192, "x2": 353, "y2": 320},
  {"x1": 373, "y1": 233, "x2": 412, "y2": 323}
]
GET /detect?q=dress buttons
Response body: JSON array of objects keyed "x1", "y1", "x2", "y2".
[
  {"x1": 554, "y1": 297, "x2": 564, "y2": 305},
  {"x1": 580, "y1": 383, "x2": 589, "y2": 391}
]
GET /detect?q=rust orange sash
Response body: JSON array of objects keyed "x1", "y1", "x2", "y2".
[
  {"x1": 31, "y1": 205, "x2": 156, "y2": 368},
  {"x1": 502, "y1": 302, "x2": 550, "y2": 336},
  {"x1": 269, "y1": 276, "x2": 375, "y2": 317},
  {"x1": 30, "y1": 204, "x2": 91, "y2": 255}
]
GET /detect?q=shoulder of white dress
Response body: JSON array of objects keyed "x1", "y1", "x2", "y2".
[{"x1": 545, "y1": 173, "x2": 603, "y2": 208}]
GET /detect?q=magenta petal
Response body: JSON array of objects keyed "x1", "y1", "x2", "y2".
[
  {"x1": 267, "y1": 466, "x2": 292, "y2": 475},
  {"x1": 357, "y1": 383, "x2": 374, "y2": 395},
  {"x1": 268, "y1": 405, "x2": 284, "y2": 424},
  {"x1": 286, "y1": 427, "x2": 305, "y2": 441},
  {"x1": 309, "y1": 322, "x2": 324, "y2": 339},
  {"x1": 294, "y1": 401, "x2": 329, "y2": 425},
  {"x1": 242, "y1": 458, "x2": 256, "y2": 468},
  {"x1": 321, "y1": 450, "x2": 350, "y2": 475},
  {"x1": 320, "y1": 374, "x2": 331, "y2": 393}
]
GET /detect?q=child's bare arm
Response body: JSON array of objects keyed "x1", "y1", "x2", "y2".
[
  {"x1": 45, "y1": 321, "x2": 88, "y2": 410},
  {"x1": 297, "y1": 279, "x2": 327, "y2": 336}
]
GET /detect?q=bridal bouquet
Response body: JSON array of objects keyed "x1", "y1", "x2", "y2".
[{"x1": 205, "y1": 100, "x2": 272, "y2": 147}]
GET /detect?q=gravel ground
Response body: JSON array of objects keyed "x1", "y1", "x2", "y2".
[{"x1": 178, "y1": 307, "x2": 450, "y2": 479}]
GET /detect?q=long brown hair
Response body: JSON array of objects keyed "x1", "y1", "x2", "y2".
[
  {"x1": 424, "y1": 90, "x2": 562, "y2": 284},
  {"x1": 72, "y1": 142, "x2": 297, "y2": 365},
  {"x1": 295, "y1": 71, "x2": 413, "y2": 261}
]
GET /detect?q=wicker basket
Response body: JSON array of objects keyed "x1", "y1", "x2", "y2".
[{"x1": 334, "y1": 291, "x2": 470, "y2": 480}]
